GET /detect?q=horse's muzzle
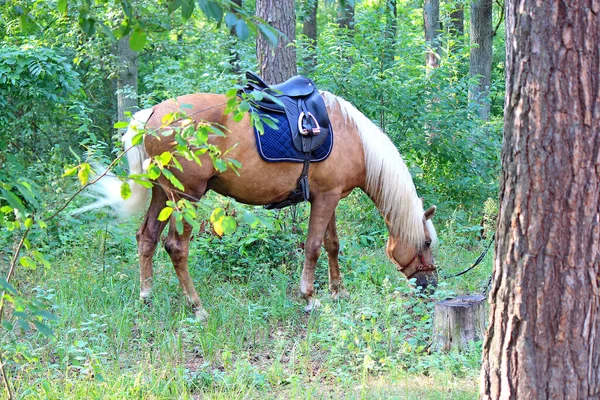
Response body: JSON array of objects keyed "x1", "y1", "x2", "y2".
[{"x1": 412, "y1": 270, "x2": 438, "y2": 293}]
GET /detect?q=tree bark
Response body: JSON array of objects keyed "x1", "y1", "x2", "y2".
[
  {"x1": 480, "y1": 1, "x2": 600, "y2": 399},
  {"x1": 302, "y1": 0, "x2": 318, "y2": 73},
  {"x1": 256, "y1": 0, "x2": 297, "y2": 84},
  {"x1": 229, "y1": 0, "x2": 243, "y2": 75},
  {"x1": 383, "y1": 0, "x2": 397, "y2": 69},
  {"x1": 433, "y1": 295, "x2": 486, "y2": 352},
  {"x1": 337, "y1": 0, "x2": 354, "y2": 30},
  {"x1": 115, "y1": 34, "x2": 138, "y2": 123},
  {"x1": 449, "y1": 3, "x2": 464, "y2": 37},
  {"x1": 423, "y1": 0, "x2": 441, "y2": 70},
  {"x1": 468, "y1": 0, "x2": 493, "y2": 120}
]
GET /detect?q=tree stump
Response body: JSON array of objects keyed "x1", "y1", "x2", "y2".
[{"x1": 432, "y1": 295, "x2": 487, "y2": 352}]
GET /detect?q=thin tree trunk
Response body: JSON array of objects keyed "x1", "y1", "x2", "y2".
[
  {"x1": 423, "y1": 0, "x2": 441, "y2": 70},
  {"x1": 449, "y1": 3, "x2": 464, "y2": 37},
  {"x1": 383, "y1": 0, "x2": 397, "y2": 69},
  {"x1": 229, "y1": 0, "x2": 243, "y2": 75},
  {"x1": 302, "y1": 0, "x2": 318, "y2": 74},
  {"x1": 480, "y1": 1, "x2": 600, "y2": 399},
  {"x1": 338, "y1": 0, "x2": 354, "y2": 30},
  {"x1": 468, "y1": 0, "x2": 493, "y2": 120},
  {"x1": 115, "y1": 34, "x2": 138, "y2": 123},
  {"x1": 256, "y1": 0, "x2": 297, "y2": 84}
]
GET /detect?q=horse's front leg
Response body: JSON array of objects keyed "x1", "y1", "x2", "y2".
[
  {"x1": 324, "y1": 211, "x2": 349, "y2": 300},
  {"x1": 164, "y1": 219, "x2": 208, "y2": 321},
  {"x1": 301, "y1": 192, "x2": 340, "y2": 312},
  {"x1": 136, "y1": 186, "x2": 169, "y2": 304}
]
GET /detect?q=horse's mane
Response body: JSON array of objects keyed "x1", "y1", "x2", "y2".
[{"x1": 321, "y1": 91, "x2": 433, "y2": 248}]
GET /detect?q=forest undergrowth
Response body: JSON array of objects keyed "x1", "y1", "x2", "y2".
[{"x1": 1, "y1": 190, "x2": 491, "y2": 399}]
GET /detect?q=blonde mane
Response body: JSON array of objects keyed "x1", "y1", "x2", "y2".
[{"x1": 321, "y1": 91, "x2": 434, "y2": 247}]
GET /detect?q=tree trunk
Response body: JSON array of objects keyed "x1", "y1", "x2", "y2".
[
  {"x1": 468, "y1": 0, "x2": 493, "y2": 120},
  {"x1": 383, "y1": 0, "x2": 397, "y2": 69},
  {"x1": 229, "y1": 0, "x2": 243, "y2": 75},
  {"x1": 449, "y1": 3, "x2": 464, "y2": 37},
  {"x1": 256, "y1": 0, "x2": 297, "y2": 84},
  {"x1": 480, "y1": 1, "x2": 600, "y2": 399},
  {"x1": 423, "y1": 0, "x2": 441, "y2": 70},
  {"x1": 301, "y1": 0, "x2": 318, "y2": 74},
  {"x1": 337, "y1": 0, "x2": 354, "y2": 30},
  {"x1": 433, "y1": 295, "x2": 486, "y2": 352},
  {"x1": 115, "y1": 34, "x2": 138, "y2": 123}
]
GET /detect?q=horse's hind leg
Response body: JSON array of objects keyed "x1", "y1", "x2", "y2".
[
  {"x1": 137, "y1": 186, "x2": 169, "y2": 303},
  {"x1": 164, "y1": 219, "x2": 208, "y2": 320},
  {"x1": 324, "y1": 211, "x2": 349, "y2": 300}
]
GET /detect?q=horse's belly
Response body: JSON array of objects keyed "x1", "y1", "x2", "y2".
[{"x1": 207, "y1": 161, "x2": 305, "y2": 206}]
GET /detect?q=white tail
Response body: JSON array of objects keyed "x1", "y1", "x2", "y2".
[{"x1": 72, "y1": 108, "x2": 154, "y2": 216}]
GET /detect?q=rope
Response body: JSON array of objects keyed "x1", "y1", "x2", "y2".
[{"x1": 441, "y1": 236, "x2": 494, "y2": 280}]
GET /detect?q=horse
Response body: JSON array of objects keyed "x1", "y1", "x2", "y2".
[{"x1": 81, "y1": 90, "x2": 438, "y2": 320}]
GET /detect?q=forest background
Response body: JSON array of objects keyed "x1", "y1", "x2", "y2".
[{"x1": 0, "y1": 0, "x2": 503, "y2": 398}]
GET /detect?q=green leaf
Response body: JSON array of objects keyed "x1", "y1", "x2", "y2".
[
  {"x1": 57, "y1": 0, "x2": 67, "y2": 14},
  {"x1": 235, "y1": 20, "x2": 249, "y2": 41},
  {"x1": 258, "y1": 24, "x2": 279, "y2": 47},
  {"x1": 78, "y1": 163, "x2": 91, "y2": 186},
  {"x1": 19, "y1": 256, "x2": 36, "y2": 270},
  {"x1": 79, "y1": 17, "x2": 96, "y2": 36},
  {"x1": 224, "y1": 12, "x2": 237, "y2": 28},
  {"x1": 0, "y1": 188, "x2": 25, "y2": 214},
  {"x1": 181, "y1": 0, "x2": 195, "y2": 20},
  {"x1": 63, "y1": 165, "x2": 78, "y2": 177},
  {"x1": 113, "y1": 121, "x2": 130, "y2": 129},
  {"x1": 33, "y1": 309, "x2": 58, "y2": 322},
  {"x1": 220, "y1": 216, "x2": 237, "y2": 235},
  {"x1": 213, "y1": 158, "x2": 227, "y2": 172},
  {"x1": 0, "y1": 278, "x2": 17, "y2": 295},
  {"x1": 131, "y1": 132, "x2": 144, "y2": 145},
  {"x1": 167, "y1": 0, "x2": 182, "y2": 14},
  {"x1": 33, "y1": 320, "x2": 54, "y2": 337},
  {"x1": 198, "y1": 0, "x2": 223, "y2": 22},
  {"x1": 183, "y1": 214, "x2": 200, "y2": 230},
  {"x1": 129, "y1": 28, "x2": 147, "y2": 51},
  {"x1": 210, "y1": 207, "x2": 225, "y2": 223},
  {"x1": 161, "y1": 169, "x2": 185, "y2": 191},
  {"x1": 242, "y1": 210, "x2": 260, "y2": 228},
  {"x1": 33, "y1": 251, "x2": 50, "y2": 269},
  {"x1": 157, "y1": 151, "x2": 172, "y2": 166},
  {"x1": 158, "y1": 207, "x2": 173, "y2": 221},
  {"x1": 175, "y1": 217, "x2": 184, "y2": 234},
  {"x1": 147, "y1": 164, "x2": 161, "y2": 180},
  {"x1": 121, "y1": 182, "x2": 132, "y2": 200}
]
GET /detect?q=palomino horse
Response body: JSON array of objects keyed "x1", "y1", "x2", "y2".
[{"x1": 84, "y1": 91, "x2": 438, "y2": 319}]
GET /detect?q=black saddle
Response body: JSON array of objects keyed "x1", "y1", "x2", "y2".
[
  {"x1": 239, "y1": 71, "x2": 334, "y2": 209},
  {"x1": 241, "y1": 71, "x2": 331, "y2": 154}
]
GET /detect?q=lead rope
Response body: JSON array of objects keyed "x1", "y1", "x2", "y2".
[{"x1": 440, "y1": 236, "x2": 495, "y2": 294}]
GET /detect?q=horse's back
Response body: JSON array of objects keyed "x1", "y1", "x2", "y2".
[{"x1": 144, "y1": 92, "x2": 366, "y2": 204}]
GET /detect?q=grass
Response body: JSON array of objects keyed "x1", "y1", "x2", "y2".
[{"x1": 1, "y1": 192, "x2": 492, "y2": 399}]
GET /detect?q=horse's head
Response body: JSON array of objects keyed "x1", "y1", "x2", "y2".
[{"x1": 386, "y1": 205, "x2": 438, "y2": 291}]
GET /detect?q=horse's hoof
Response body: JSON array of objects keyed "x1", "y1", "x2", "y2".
[
  {"x1": 140, "y1": 296, "x2": 152, "y2": 307},
  {"x1": 194, "y1": 307, "x2": 209, "y2": 322},
  {"x1": 331, "y1": 288, "x2": 350, "y2": 300},
  {"x1": 304, "y1": 298, "x2": 321, "y2": 313}
]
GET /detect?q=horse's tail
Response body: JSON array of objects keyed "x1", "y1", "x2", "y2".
[{"x1": 72, "y1": 108, "x2": 154, "y2": 216}]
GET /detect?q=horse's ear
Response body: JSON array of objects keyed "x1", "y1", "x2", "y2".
[{"x1": 425, "y1": 205, "x2": 436, "y2": 220}]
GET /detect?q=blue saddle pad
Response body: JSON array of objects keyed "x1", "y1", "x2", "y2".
[{"x1": 253, "y1": 111, "x2": 333, "y2": 163}]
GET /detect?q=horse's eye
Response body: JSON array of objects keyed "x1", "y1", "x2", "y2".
[{"x1": 425, "y1": 240, "x2": 432, "y2": 248}]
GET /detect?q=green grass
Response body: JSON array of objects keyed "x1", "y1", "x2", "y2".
[{"x1": 2, "y1": 193, "x2": 491, "y2": 399}]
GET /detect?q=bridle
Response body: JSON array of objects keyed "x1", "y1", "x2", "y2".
[{"x1": 399, "y1": 252, "x2": 436, "y2": 279}]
